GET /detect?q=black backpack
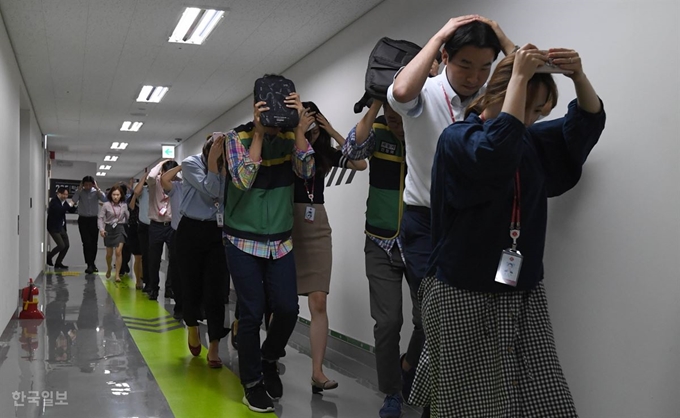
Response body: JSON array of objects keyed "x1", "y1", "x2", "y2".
[
  {"x1": 354, "y1": 37, "x2": 422, "y2": 113},
  {"x1": 254, "y1": 75, "x2": 300, "y2": 128}
]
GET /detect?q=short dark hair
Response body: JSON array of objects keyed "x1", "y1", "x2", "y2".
[
  {"x1": 56, "y1": 187, "x2": 68, "y2": 195},
  {"x1": 443, "y1": 21, "x2": 501, "y2": 61},
  {"x1": 162, "y1": 160, "x2": 179, "y2": 172},
  {"x1": 82, "y1": 175, "x2": 95, "y2": 184},
  {"x1": 436, "y1": 50, "x2": 443, "y2": 64}
]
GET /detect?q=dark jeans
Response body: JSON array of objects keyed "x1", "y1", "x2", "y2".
[
  {"x1": 225, "y1": 240, "x2": 299, "y2": 386},
  {"x1": 48, "y1": 229, "x2": 70, "y2": 265},
  {"x1": 77, "y1": 216, "x2": 99, "y2": 267},
  {"x1": 176, "y1": 217, "x2": 228, "y2": 341},
  {"x1": 148, "y1": 221, "x2": 174, "y2": 292},
  {"x1": 137, "y1": 222, "x2": 149, "y2": 286},
  {"x1": 399, "y1": 207, "x2": 432, "y2": 369}
]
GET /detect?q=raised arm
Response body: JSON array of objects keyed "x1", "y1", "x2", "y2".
[
  {"x1": 147, "y1": 160, "x2": 169, "y2": 185},
  {"x1": 161, "y1": 165, "x2": 182, "y2": 193},
  {"x1": 129, "y1": 168, "x2": 147, "y2": 210},
  {"x1": 183, "y1": 146, "x2": 223, "y2": 198},
  {"x1": 315, "y1": 113, "x2": 346, "y2": 147},
  {"x1": 342, "y1": 99, "x2": 382, "y2": 161},
  {"x1": 548, "y1": 48, "x2": 601, "y2": 114},
  {"x1": 288, "y1": 93, "x2": 316, "y2": 179}
]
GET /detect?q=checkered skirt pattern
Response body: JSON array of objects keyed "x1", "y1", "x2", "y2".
[{"x1": 409, "y1": 276, "x2": 578, "y2": 418}]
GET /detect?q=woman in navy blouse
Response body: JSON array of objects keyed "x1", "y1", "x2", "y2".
[{"x1": 409, "y1": 44, "x2": 606, "y2": 417}]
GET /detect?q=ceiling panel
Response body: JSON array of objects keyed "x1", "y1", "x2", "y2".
[{"x1": 0, "y1": 0, "x2": 384, "y2": 184}]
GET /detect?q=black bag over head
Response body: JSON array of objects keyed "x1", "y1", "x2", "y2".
[
  {"x1": 354, "y1": 37, "x2": 422, "y2": 113},
  {"x1": 254, "y1": 75, "x2": 300, "y2": 128}
]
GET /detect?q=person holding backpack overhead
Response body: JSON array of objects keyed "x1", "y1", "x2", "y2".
[
  {"x1": 223, "y1": 75, "x2": 315, "y2": 413},
  {"x1": 343, "y1": 98, "x2": 413, "y2": 418}
]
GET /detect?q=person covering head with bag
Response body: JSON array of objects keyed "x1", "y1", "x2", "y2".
[{"x1": 223, "y1": 75, "x2": 315, "y2": 413}]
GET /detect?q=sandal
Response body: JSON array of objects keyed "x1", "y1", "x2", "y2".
[{"x1": 311, "y1": 377, "x2": 338, "y2": 394}]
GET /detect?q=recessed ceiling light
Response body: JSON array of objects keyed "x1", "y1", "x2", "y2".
[
  {"x1": 111, "y1": 142, "x2": 129, "y2": 150},
  {"x1": 96, "y1": 172, "x2": 107, "y2": 177},
  {"x1": 169, "y1": 7, "x2": 227, "y2": 45},
  {"x1": 136, "y1": 86, "x2": 168, "y2": 103},
  {"x1": 99, "y1": 165, "x2": 112, "y2": 170},
  {"x1": 104, "y1": 155, "x2": 119, "y2": 162},
  {"x1": 120, "y1": 121, "x2": 143, "y2": 132}
]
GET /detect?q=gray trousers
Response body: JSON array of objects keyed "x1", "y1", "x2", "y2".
[
  {"x1": 365, "y1": 236, "x2": 424, "y2": 395},
  {"x1": 48, "y1": 229, "x2": 70, "y2": 265}
]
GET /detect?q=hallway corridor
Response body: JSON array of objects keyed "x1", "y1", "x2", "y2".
[{"x1": 0, "y1": 260, "x2": 422, "y2": 418}]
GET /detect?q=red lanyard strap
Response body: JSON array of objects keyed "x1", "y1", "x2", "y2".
[{"x1": 440, "y1": 84, "x2": 456, "y2": 123}]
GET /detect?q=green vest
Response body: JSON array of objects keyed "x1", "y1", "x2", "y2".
[
  {"x1": 365, "y1": 116, "x2": 406, "y2": 240},
  {"x1": 224, "y1": 123, "x2": 297, "y2": 242}
]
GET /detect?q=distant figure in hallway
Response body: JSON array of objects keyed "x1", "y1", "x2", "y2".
[
  {"x1": 72, "y1": 176, "x2": 107, "y2": 274},
  {"x1": 98, "y1": 185, "x2": 129, "y2": 283},
  {"x1": 47, "y1": 186, "x2": 76, "y2": 270},
  {"x1": 146, "y1": 160, "x2": 179, "y2": 301}
]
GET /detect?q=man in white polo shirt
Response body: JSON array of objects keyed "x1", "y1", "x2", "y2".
[{"x1": 386, "y1": 15, "x2": 516, "y2": 410}]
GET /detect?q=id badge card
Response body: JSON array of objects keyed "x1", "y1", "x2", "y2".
[
  {"x1": 111, "y1": 222, "x2": 118, "y2": 229},
  {"x1": 216, "y1": 213, "x2": 224, "y2": 227},
  {"x1": 159, "y1": 206, "x2": 167, "y2": 216},
  {"x1": 494, "y1": 249, "x2": 523, "y2": 287},
  {"x1": 304, "y1": 205, "x2": 316, "y2": 223}
]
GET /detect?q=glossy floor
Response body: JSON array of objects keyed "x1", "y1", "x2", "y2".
[{"x1": 0, "y1": 261, "x2": 423, "y2": 418}]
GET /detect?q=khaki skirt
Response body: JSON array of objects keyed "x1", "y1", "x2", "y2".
[{"x1": 292, "y1": 203, "x2": 332, "y2": 295}]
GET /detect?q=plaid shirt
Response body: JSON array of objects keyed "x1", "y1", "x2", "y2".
[{"x1": 225, "y1": 128, "x2": 315, "y2": 259}]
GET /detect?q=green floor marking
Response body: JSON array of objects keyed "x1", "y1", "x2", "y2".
[{"x1": 99, "y1": 276, "x2": 275, "y2": 418}]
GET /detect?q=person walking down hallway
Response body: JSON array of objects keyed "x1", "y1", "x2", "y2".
[
  {"x1": 98, "y1": 185, "x2": 130, "y2": 283},
  {"x1": 72, "y1": 176, "x2": 107, "y2": 274},
  {"x1": 47, "y1": 187, "x2": 77, "y2": 270},
  {"x1": 146, "y1": 160, "x2": 179, "y2": 301}
]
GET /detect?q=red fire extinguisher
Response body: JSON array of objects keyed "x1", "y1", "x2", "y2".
[{"x1": 19, "y1": 278, "x2": 44, "y2": 319}]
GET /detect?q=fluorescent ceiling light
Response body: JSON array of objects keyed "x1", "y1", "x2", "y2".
[
  {"x1": 96, "y1": 172, "x2": 107, "y2": 177},
  {"x1": 120, "y1": 121, "x2": 143, "y2": 132},
  {"x1": 99, "y1": 165, "x2": 111, "y2": 170},
  {"x1": 169, "y1": 7, "x2": 226, "y2": 45},
  {"x1": 111, "y1": 142, "x2": 129, "y2": 150},
  {"x1": 104, "y1": 155, "x2": 119, "y2": 162},
  {"x1": 137, "y1": 86, "x2": 168, "y2": 103}
]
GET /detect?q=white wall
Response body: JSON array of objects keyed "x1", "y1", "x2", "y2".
[
  {"x1": 50, "y1": 160, "x2": 97, "y2": 183},
  {"x1": 178, "y1": 1, "x2": 679, "y2": 416},
  {"x1": 19, "y1": 109, "x2": 46, "y2": 287},
  {"x1": 0, "y1": 11, "x2": 27, "y2": 328}
]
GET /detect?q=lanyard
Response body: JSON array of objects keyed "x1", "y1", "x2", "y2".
[
  {"x1": 304, "y1": 176, "x2": 315, "y2": 205},
  {"x1": 440, "y1": 84, "x2": 456, "y2": 123},
  {"x1": 112, "y1": 202, "x2": 120, "y2": 220},
  {"x1": 510, "y1": 170, "x2": 521, "y2": 250}
]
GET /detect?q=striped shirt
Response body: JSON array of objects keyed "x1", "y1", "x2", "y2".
[
  {"x1": 225, "y1": 129, "x2": 315, "y2": 259},
  {"x1": 343, "y1": 124, "x2": 405, "y2": 263}
]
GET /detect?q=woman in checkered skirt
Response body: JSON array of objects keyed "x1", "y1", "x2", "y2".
[{"x1": 410, "y1": 45, "x2": 606, "y2": 417}]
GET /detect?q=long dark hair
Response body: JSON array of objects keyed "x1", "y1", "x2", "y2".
[{"x1": 302, "y1": 101, "x2": 333, "y2": 176}]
